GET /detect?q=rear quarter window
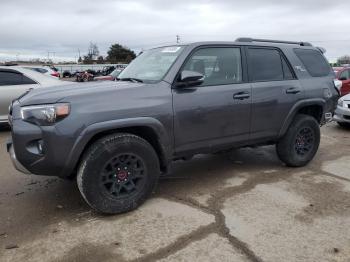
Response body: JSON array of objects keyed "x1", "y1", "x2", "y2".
[{"x1": 294, "y1": 49, "x2": 331, "y2": 77}]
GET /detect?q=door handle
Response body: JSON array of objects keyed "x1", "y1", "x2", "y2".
[
  {"x1": 233, "y1": 92, "x2": 250, "y2": 100},
  {"x1": 286, "y1": 87, "x2": 301, "y2": 94}
]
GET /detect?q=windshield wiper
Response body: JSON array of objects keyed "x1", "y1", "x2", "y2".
[{"x1": 117, "y1": 77, "x2": 143, "y2": 83}]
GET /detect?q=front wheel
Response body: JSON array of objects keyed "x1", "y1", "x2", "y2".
[
  {"x1": 77, "y1": 133, "x2": 160, "y2": 214},
  {"x1": 276, "y1": 114, "x2": 320, "y2": 167}
]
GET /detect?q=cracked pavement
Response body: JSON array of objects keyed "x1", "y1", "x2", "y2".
[{"x1": 0, "y1": 122, "x2": 350, "y2": 262}]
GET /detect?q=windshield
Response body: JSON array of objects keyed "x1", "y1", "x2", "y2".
[
  {"x1": 118, "y1": 46, "x2": 184, "y2": 83},
  {"x1": 110, "y1": 68, "x2": 122, "y2": 77}
]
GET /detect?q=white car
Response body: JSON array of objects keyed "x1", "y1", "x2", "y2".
[
  {"x1": 24, "y1": 66, "x2": 60, "y2": 78},
  {"x1": 0, "y1": 66, "x2": 67, "y2": 123},
  {"x1": 334, "y1": 93, "x2": 350, "y2": 128}
]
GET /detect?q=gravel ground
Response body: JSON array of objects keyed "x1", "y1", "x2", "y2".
[{"x1": 0, "y1": 122, "x2": 349, "y2": 262}]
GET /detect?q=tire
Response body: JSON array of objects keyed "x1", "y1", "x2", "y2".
[
  {"x1": 337, "y1": 122, "x2": 350, "y2": 128},
  {"x1": 276, "y1": 114, "x2": 320, "y2": 167},
  {"x1": 77, "y1": 133, "x2": 160, "y2": 214}
]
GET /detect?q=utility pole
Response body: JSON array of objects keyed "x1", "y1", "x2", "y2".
[{"x1": 176, "y1": 35, "x2": 180, "y2": 44}]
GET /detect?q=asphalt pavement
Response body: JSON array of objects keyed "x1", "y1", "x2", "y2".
[{"x1": 0, "y1": 122, "x2": 349, "y2": 262}]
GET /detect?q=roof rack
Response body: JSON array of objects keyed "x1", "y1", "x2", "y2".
[{"x1": 236, "y1": 37, "x2": 312, "y2": 47}]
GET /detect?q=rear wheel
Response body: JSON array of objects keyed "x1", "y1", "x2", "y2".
[
  {"x1": 276, "y1": 114, "x2": 320, "y2": 167},
  {"x1": 77, "y1": 133, "x2": 160, "y2": 214}
]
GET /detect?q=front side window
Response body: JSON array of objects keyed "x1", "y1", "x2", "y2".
[
  {"x1": 118, "y1": 46, "x2": 184, "y2": 83},
  {"x1": 248, "y1": 48, "x2": 284, "y2": 82},
  {"x1": 182, "y1": 47, "x2": 242, "y2": 86},
  {"x1": 294, "y1": 48, "x2": 332, "y2": 77}
]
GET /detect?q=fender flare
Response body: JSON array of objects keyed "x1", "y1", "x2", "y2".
[
  {"x1": 278, "y1": 98, "x2": 326, "y2": 138},
  {"x1": 60, "y1": 117, "x2": 171, "y2": 177}
]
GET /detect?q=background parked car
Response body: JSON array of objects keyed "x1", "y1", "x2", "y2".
[
  {"x1": 24, "y1": 66, "x2": 60, "y2": 78},
  {"x1": 94, "y1": 68, "x2": 123, "y2": 81},
  {"x1": 333, "y1": 67, "x2": 350, "y2": 96},
  {"x1": 334, "y1": 93, "x2": 350, "y2": 128},
  {"x1": 62, "y1": 70, "x2": 72, "y2": 78},
  {"x1": 0, "y1": 66, "x2": 68, "y2": 123}
]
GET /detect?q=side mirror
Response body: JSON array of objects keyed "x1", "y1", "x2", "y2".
[{"x1": 177, "y1": 70, "x2": 204, "y2": 87}]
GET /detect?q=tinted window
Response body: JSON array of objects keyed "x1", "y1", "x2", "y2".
[
  {"x1": 339, "y1": 70, "x2": 350, "y2": 80},
  {"x1": 248, "y1": 48, "x2": 284, "y2": 82},
  {"x1": 183, "y1": 47, "x2": 242, "y2": 86},
  {"x1": 22, "y1": 75, "x2": 36, "y2": 84},
  {"x1": 294, "y1": 49, "x2": 331, "y2": 77},
  {"x1": 0, "y1": 71, "x2": 36, "y2": 86}
]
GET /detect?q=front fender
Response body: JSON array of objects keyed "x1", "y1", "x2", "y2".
[{"x1": 61, "y1": 117, "x2": 171, "y2": 177}]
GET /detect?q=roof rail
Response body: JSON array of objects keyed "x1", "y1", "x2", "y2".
[{"x1": 236, "y1": 37, "x2": 312, "y2": 47}]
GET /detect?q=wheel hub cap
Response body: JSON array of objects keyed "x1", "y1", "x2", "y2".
[
  {"x1": 100, "y1": 154, "x2": 146, "y2": 198},
  {"x1": 294, "y1": 127, "x2": 314, "y2": 156}
]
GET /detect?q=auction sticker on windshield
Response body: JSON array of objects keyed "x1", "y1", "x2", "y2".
[{"x1": 161, "y1": 47, "x2": 182, "y2": 53}]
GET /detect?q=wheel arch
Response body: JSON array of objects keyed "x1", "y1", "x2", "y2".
[
  {"x1": 61, "y1": 117, "x2": 172, "y2": 177},
  {"x1": 279, "y1": 99, "x2": 325, "y2": 138}
]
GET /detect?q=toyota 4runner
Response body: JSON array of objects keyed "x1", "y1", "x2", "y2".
[{"x1": 7, "y1": 38, "x2": 339, "y2": 214}]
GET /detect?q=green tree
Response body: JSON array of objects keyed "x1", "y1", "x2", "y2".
[
  {"x1": 97, "y1": 55, "x2": 104, "y2": 64},
  {"x1": 107, "y1": 44, "x2": 136, "y2": 63},
  {"x1": 337, "y1": 55, "x2": 350, "y2": 66}
]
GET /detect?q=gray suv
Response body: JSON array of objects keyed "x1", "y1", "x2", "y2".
[{"x1": 7, "y1": 38, "x2": 339, "y2": 214}]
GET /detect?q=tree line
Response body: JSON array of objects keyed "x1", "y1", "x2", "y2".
[{"x1": 80, "y1": 42, "x2": 136, "y2": 64}]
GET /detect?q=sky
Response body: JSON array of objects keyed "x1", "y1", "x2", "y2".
[{"x1": 0, "y1": 0, "x2": 349, "y2": 63}]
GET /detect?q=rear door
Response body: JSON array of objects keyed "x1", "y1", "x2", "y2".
[
  {"x1": 0, "y1": 70, "x2": 38, "y2": 121},
  {"x1": 172, "y1": 46, "x2": 252, "y2": 154},
  {"x1": 247, "y1": 47, "x2": 303, "y2": 140}
]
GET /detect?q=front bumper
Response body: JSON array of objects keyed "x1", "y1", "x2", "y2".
[
  {"x1": 334, "y1": 104, "x2": 350, "y2": 123},
  {"x1": 6, "y1": 139, "x2": 31, "y2": 174}
]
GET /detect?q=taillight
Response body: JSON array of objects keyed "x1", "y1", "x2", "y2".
[{"x1": 51, "y1": 72, "x2": 60, "y2": 77}]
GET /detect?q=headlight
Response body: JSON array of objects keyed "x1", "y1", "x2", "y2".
[
  {"x1": 21, "y1": 103, "x2": 70, "y2": 126},
  {"x1": 338, "y1": 98, "x2": 344, "y2": 107}
]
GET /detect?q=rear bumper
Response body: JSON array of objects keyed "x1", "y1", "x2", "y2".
[{"x1": 6, "y1": 139, "x2": 31, "y2": 174}]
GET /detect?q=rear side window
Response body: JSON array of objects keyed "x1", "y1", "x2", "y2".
[
  {"x1": 0, "y1": 71, "x2": 36, "y2": 86},
  {"x1": 294, "y1": 49, "x2": 331, "y2": 77},
  {"x1": 248, "y1": 48, "x2": 294, "y2": 82}
]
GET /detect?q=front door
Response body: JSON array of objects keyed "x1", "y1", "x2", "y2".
[{"x1": 172, "y1": 46, "x2": 251, "y2": 154}]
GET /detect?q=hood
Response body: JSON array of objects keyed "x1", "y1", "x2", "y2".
[
  {"x1": 19, "y1": 81, "x2": 144, "y2": 106},
  {"x1": 342, "y1": 93, "x2": 350, "y2": 101}
]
